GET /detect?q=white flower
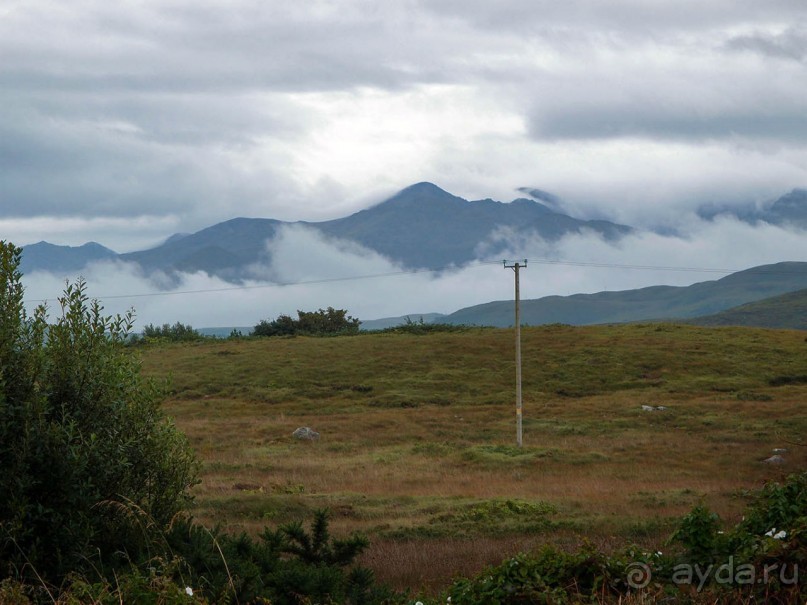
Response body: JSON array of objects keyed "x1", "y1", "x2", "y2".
[
  {"x1": 415, "y1": 601, "x2": 424, "y2": 605},
  {"x1": 765, "y1": 528, "x2": 777, "y2": 537},
  {"x1": 185, "y1": 586, "x2": 194, "y2": 596},
  {"x1": 773, "y1": 530, "x2": 787, "y2": 540}
]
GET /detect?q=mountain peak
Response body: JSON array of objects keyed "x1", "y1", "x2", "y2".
[
  {"x1": 766, "y1": 188, "x2": 807, "y2": 225},
  {"x1": 400, "y1": 182, "x2": 451, "y2": 196},
  {"x1": 370, "y1": 182, "x2": 464, "y2": 212},
  {"x1": 517, "y1": 187, "x2": 564, "y2": 211}
]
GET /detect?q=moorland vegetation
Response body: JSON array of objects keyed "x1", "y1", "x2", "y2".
[{"x1": 1, "y1": 239, "x2": 805, "y2": 603}]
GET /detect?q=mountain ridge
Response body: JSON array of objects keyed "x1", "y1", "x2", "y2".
[{"x1": 21, "y1": 182, "x2": 633, "y2": 278}]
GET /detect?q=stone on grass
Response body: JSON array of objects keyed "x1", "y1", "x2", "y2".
[
  {"x1": 293, "y1": 427, "x2": 320, "y2": 441},
  {"x1": 762, "y1": 454, "x2": 785, "y2": 465}
]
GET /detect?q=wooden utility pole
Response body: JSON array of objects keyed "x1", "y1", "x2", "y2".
[{"x1": 503, "y1": 259, "x2": 527, "y2": 447}]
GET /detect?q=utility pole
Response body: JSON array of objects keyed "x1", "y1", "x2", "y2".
[{"x1": 503, "y1": 259, "x2": 527, "y2": 447}]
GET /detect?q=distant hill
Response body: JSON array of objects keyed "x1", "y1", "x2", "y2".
[
  {"x1": 444, "y1": 261, "x2": 807, "y2": 327},
  {"x1": 197, "y1": 326, "x2": 254, "y2": 338},
  {"x1": 20, "y1": 183, "x2": 632, "y2": 279},
  {"x1": 359, "y1": 312, "x2": 446, "y2": 331},
  {"x1": 688, "y1": 288, "x2": 807, "y2": 330},
  {"x1": 20, "y1": 241, "x2": 117, "y2": 276}
]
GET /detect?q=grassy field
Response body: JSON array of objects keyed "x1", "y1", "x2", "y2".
[{"x1": 139, "y1": 323, "x2": 807, "y2": 593}]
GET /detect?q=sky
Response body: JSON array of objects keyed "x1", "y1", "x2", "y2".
[{"x1": 4, "y1": 0, "x2": 807, "y2": 326}]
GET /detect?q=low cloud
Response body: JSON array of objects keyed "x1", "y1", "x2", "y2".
[{"x1": 20, "y1": 220, "x2": 807, "y2": 330}]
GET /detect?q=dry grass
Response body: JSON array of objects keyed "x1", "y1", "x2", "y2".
[{"x1": 139, "y1": 324, "x2": 807, "y2": 592}]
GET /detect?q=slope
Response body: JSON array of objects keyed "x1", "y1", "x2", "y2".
[
  {"x1": 445, "y1": 261, "x2": 807, "y2": 327},
  {"x1": 689, "y1": 288, "x2": 807, "y2": 329}
]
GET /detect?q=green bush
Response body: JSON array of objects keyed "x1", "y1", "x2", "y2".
[
  {"x1": 378, "y1": 316, "x2": 470, "y2": 335},
  {"x1": 0, "y1": 241, "x2": 199, "y2": 583},
  {"x1": 445, "y1": 474, "x2": 807, "y2": 603},
  {"x1": 134, "y1": 321, "x2": 206, "y2": 343},
  {"x1": 445, "y1": 545, "x2": 620, "y2": 604},
  {"x1": 254, "y1": 307, "x2": 360, "y2": 337},
  {"x1": 164, "y1": 510, "x2": 387, "y2": 605}
]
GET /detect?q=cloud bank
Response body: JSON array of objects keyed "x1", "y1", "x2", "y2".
[{"x1": 21, "y1": 220, "x2": 807, "y2": 329}]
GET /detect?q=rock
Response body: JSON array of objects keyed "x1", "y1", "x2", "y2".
[
  {"x1": 763, "y1": 454, "x2": 785, "y2": 465},
  {"x1": 292, "y1": 427, "x2": 320, "y2": 441},
  {"x1": 641, "y1": 405, "x2": 655, "y2": 412},
  {"x1": 656, "y1": 405, "x2": 668, "y2": 411}
]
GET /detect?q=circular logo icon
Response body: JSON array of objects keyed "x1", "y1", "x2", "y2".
[{"x1": 626, "y1": 562, "x2": 652, "y2": 589}]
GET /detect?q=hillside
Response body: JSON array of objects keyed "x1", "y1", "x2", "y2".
[
  {"x1": 445, "y1": 261, "x2": 807, "y2": 326},
  {"x1": 689, "y1": 288, "x2": 807, "y2": 329}
]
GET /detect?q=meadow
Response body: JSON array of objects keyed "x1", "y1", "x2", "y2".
[{"x1": 139, "y1": 323, "x2": 807, "y2": 593}]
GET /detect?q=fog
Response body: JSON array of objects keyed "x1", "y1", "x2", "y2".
[{"x1": 21, "y1": 218, "x2": 807, "y2": 329}]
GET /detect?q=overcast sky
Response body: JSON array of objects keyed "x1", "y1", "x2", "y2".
[{"x1": 5, "y1": 0, "x2": 807, "y2": 325}]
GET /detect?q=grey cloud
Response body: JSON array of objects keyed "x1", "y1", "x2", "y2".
[
  {"x1": 2, "y1": 0, "x2": 807, "y2": 242},
  {"x1": 0, "y1": 95, "x2": 292, "y2": 222},
  {"x1": 418, "y1": 0, "x2": 806, "y2": 37},
  {"x1": 725, "y1": 28, "x2": 807, "y2": 62},
  {"x1": 530, "y1": 106, "x2": 807, "y2": 142},
  {"x1": 0, "y1": 1, "x2": 461, "y2": 96}
]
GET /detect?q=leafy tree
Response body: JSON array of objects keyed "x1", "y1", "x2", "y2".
[
  {"x1": 0, "y1": 241, "x2": 199, "y2": 583},
  {"x1": 253, "y1": 313, "x2": 298, "y2": 337},
  {"x1": 253, "y1": 307, "x2": 360, "y2": 337}
]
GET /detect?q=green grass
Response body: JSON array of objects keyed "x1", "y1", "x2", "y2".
[{"x1": 140, "y1": 323, "x2": 807, "y2": 591}]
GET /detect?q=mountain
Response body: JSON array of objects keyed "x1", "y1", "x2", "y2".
[
  {"x1": 443, "y1": 261, "x2": 807, "y2": 327},
  {"x1": 20, "y1": 183, "x2": 634, "y2": 280},
  {"x1": 764, "y1": 189, "x2": 807, "y2": 226},
  {"x1": 20, "y1": 241, "x2": 117, "y2": 276},
  {"x1": 699, "y1": 188, "x2": 807, "y2": 227},
  {"x1": 688, "y1": 288, "x2": 807, "y2": 330},
  {"x1": 119, "y1": 217, "x2": 283, "y2": 280},
  {"x1": 313, "y1": 182, "x2": 632, "y2": 270}
]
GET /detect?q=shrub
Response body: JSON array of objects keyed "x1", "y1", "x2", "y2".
[
  {"x1": 254, "y1": 307, "x2": 360, "y2": 337},
  {"x1": 165, "y1": 510, "x2": 386, "y2": 605},
  {"x1": 0, "y1": 241, "x2": 199, "y2": 583},
  {"x1": 137, "y1": 321, "x2": 206, "y2": 343},
  {"x1": 378, "y1": 316, "x2": 470, "y2": 335}
]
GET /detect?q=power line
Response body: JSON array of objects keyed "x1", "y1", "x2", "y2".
[
  {"x1": 528, "y1": 258, "x2": 735, "y2": 273},
  {"x1": 23, "y1": 261, "x2": 504, "y2": 303}
]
